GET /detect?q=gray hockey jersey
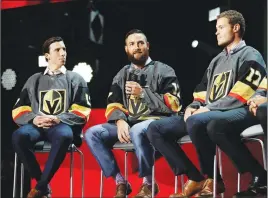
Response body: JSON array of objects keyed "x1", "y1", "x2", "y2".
[
  {"x1": 189, "y1": 41, "x2": 267, "y2": 111},
  {"x1": 105, "y1": 60, "x2": 182, "y2": 123},
  {"x1": 12, "y1": 71, "x2": 91, "y2": 126}
]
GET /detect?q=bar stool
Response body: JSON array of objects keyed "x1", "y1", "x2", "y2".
[
  {"x1": 237, "y1": 124, "x2": 266, "y2": 192},
  {"x1": 13, "y1": 136, "x2": 85, "y2": 198}
]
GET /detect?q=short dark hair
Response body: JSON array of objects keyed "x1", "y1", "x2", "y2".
[
  {"x1": 125, "y1": 29, "x2": 147, "y2": 45},
  {"x1": 42, "y1": 36, "x2": 63, "y2": 54},
  {"x1": 217, "y1": 10, "x2": 245, "y2": 38}
]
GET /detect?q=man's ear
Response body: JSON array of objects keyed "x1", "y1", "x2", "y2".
[
  {"x1": 45, "y1": 53, "x2": 50, "y2": 61},
  {"x1": 233, "y1": 24, "x2": 240, "y2": 34},
  {"x1": 147, "y1": 42, "x2": 150, "y2": 50}
]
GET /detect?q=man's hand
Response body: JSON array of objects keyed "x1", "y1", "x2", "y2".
[
  {"x1": 250, "y1": 106, "x2": 258, "y2": 116},
  {"x1": 33, "y1": 115, "x2": 61, "y2": 128},
  {"x1": 248, "y1": 95, "x2": 267, "y2": 116},
  {"x1": 192, "y1": 106, "x2": 210, "y2": 115},
  {"x1": 45, "y1": 115, "x2": 61, "y2": 125},
  {"x1": 248, "y1": 101, "x2": 258, "y2": 115},
  {"x1": 184, "y1": 107, "x2": 198, "y2": 122},
  {"x1": 125, "y1": 81, "x2": 143, "y2": 97},
  {"x1": 33, "y1": 116, "x2": 54, "y2": 128},
  {"x1": 248, "y1": 95, "x2": 267, "y2": 106},
  {"x1": 116, "y1": 119, "x2": 131, "y2": 143}
]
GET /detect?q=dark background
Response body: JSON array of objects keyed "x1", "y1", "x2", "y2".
[{"x1": 1, "y1": 0, "x2": 266, "y2": 196}]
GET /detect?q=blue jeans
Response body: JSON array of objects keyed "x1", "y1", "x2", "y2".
[
  {"x1": 85, "y1": 120, "x2": 154, "y2": 178},
  {"x1": 12, "y1": 123, "x2": 73, "y2": 192},
  {"x1": 186, "y1": 107, "x2": 259, "y2": 177}
]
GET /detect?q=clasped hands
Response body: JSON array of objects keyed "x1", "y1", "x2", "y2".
[{"x1": 33, "y1": 115, "x2": 60, "y2": 129}]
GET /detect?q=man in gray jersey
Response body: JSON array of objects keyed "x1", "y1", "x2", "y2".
[
  {"x1": 147, "y1": 10, "x2": 266, "y2": 198},
  {"x1": 85, "y1": 29, "x2": 182, "y2": 198},
  {"x1": 12, "y1": 37, "x2": 91, "y2": 198}
]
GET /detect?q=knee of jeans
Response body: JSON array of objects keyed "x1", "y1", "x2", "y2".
[
  {"x1": 85, "y1": 125, "x2": 105, "y2": 146},
  {"x1": 56, "y1": 127, "x2": 73, "y2": 144},
  {"x1": 186, "y1": 116, "x2": 204, "y2": 137},
  {"x1": 12, "y1": 127, "x2": 29, "y2": 145},
  {"x1": 207, "y1": 120, "x2": 227, "y2": 141},
  {"x1": 50, "y1": 124, "x2": 72, "y2": 142}
]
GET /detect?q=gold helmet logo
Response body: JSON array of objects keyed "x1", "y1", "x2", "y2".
[
  {"x1": 39, "y1": 89, "x2": 66, "y2": 115},
  {"x1": 209, "y1": 70, "x2": 231, "y2": 103},
  {"x1": 128, "y1": 95, "x2": 149, "y2": 118}
]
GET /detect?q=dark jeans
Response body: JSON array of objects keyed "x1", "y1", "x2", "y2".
[
  {"x1": 12, "y1": 123, "x2": 73, "y2": 192},
  {"x1": 147, "y1": 116, "x2": 204, "y2": 181},
  {"x1": 186, "y1": 107, "x2": 264, "y2": 176}
]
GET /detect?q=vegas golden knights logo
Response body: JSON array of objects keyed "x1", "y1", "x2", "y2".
[
  {"x1": 128, "y1": 96, "x2": 149, "y2": 118},
  {"x1": 209, "y1": 70, "x2": 231, "y2": 103},
  {"x1": 39, "y1": 90, "x2": 66, "y2": 115}
]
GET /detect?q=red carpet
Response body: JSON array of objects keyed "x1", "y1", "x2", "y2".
[{"x1": 32, "y1": 109, "x2": 265, "y2": 197}]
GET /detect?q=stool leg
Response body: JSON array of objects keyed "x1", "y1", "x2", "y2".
[
  {"x1": 244, "y1": 138, "x2": 267, "y2": 170},
  {"x1": 213, "y1": 148, "x2": 217, "y2": 198},
  {"x1": 237, "y1": 173, "x2": 241, "y2": 193},
  {"x1": 250, "y1": 138, "x2": 267, "y2": 169},
  {"x1": 77, "y1": 149, "x2": 85, "y2": 198},
  {"x1": 263, "y1": 137, "x2": 267, "y2": 170},
  {"x1": 76, "y1": 147, "x2": 84, "y2": 198},
  {"x1": 258, "y1": 139, "x2": 267, "y2": 169},
  {"x1": 174, "y1": 175, "x2": 178, "y2": 194},
  {"x1": 70, "y1": 146, "x2": 74, "y2": 198},
  {"x1": 174, "y1": 176, "x2": 178, "y2": 193},
  {"x1": 13, "y1": 153, "x2": 18, "y2": 198},
  {"x1": 124, "y1": 152, "x2": 128, "y2": 198},
  {"x1": 218, "y1": 148, "x2": 224, "y2": 198},
  {"x1": 152, "y1": 164, "x2": 155, "y2": 198},
  {"x1": 20, "y1": 163, "x2": 24, "y2": 198},
  {"x1": 100, "y1": 170, "x2": 104, "y2": 198},
  {"x1": 180, "y1": 175, "x2": 184, "y2": 191},
  {"x1": 152, "y1": 149, "x2": 155, "y2": 198},
  {"x1": 124, "y1": 152, "x2": 128, "y2": 181}
]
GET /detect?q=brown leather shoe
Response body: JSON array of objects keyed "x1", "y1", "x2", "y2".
[
  {"x1": 27, "y1": 188, "x2": 51, "y2": 198},
  {"x1": 133, "y1": 183, "x2": 160, "y2": 198},
  {"x1": 196, "y1": 179, "x2": 225, "y2": 197},
  {"x1": 169, "y1": 179, "x2": 207, "y2": 198},
  {"x1": 114, "y1": 183, "x2": 132, "y2": 198},
  {"x1": 27, "y1": 185, "x2": 52, "y2": 198}
]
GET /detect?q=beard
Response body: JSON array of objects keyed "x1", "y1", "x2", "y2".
[
  {"x1": 127, "y1": 52, "x2": 148, "y2": 66},
  {"x1": 218, "y1": 35, "x2": 235, "y2": 48}
]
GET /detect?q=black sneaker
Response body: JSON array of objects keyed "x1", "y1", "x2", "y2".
[{"x1": 233, "y1": 176, "x2": 267, "y2": 197}]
